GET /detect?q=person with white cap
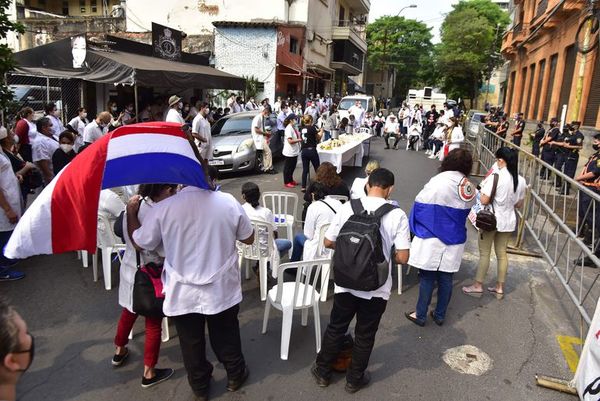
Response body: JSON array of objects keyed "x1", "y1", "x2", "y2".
[{"x1": 165, "y1": 95, "x2": 185, "y2": 124}]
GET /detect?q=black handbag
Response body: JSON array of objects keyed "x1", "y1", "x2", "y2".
[
  {"x1": 132, "y1": 251, "x2": 165, "y2": 318},
  {"x1": 476, "y1": 173, "x2": 499, "y2": 232}
]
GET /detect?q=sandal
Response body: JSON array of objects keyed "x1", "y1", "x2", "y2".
[
  {"x1": 404, "y1": 311, "x2": 425, "y2": 327},
  {"x1": 461, "y1": 285, "x2": 483, "y2": 297},
  {"x1": 487, "y1": 287, "x2": 504, "y2": 294}
]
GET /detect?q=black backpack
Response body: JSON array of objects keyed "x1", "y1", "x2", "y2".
[{"x1": 333, "y1": 199, "x2": 396, "y2": 291}]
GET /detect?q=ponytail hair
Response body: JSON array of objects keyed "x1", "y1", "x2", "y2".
[
  {"x1": 495, "y1": 147, "x2": 519, "y2": 192},
  {"x1": 241, "y1": 182, "x2": 261, "y2": 208}
]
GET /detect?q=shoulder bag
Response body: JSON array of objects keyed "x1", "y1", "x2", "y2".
[
  {"x1": 132, "y1": 251, "x2": 165, "y2": 318},
  {"x1": 475, "y1": 173, "x2": 499, "y2": 232}
]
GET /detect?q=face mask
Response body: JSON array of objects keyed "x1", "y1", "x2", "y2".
[
  {"x1": 60, "y1": 144, "x2": 73, "y2": 153},
  {"x1": 178, "y1": 102, "x2": 183, "y2": 109},
  {"x1": 111, "y1": 106, "x2": 117, "y2": 112},
  {"x1": 14, "y1": 333, "x2": 35, "y2": 373},
  {"x1": 184, "y1": 107, "x2": 190, "y2": 112},
  {"x1": 53, "y1": 110, "x2": 61, "y2": 117},
  {"x1": 81, "y1": 112, "x2": 87, "y2": 119},
  {"x1": 594, "y1": 144, "x2": 600, "y2": 151}
]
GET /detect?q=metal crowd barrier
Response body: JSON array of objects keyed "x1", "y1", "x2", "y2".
[{"x1": 466, "y1": 125, "x2": 600, "y2": 328}]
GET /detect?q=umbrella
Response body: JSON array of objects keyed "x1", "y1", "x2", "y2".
[{"x1": 5, "y1": 122, "x2": 210, "y2": 259}]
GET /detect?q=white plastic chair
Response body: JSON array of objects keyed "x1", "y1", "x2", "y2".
[
  {"x1": 406, "y1": 133, "x2": 421, "y2": 151},
  {"x1": 262, "y1": 192, "x2": 298, "y2": 256},
  {"x1": 328, "y1": 195, "x2": 348, "y2": 203},
  {"x1": 129, "y1": 317, "x2": 171, "y2": 343},
  {"x1": 93, "y1": 214, "x2": 126, "y2": 290},
  {"x1": 238, "y1": 219, "x2": 278, "y2": 301},
  {"x1": 262, "y1": 258, "x2": 330, "y2": 360},
  {"x1": 397, "y1": 264, "x2": 412, "y2": 295},
  {"x1": 78, "y1": 250, "x2": 89, "y2": 268},
  {"x1": 316, "y1": 223, "x2": 333, "y2": 301}
]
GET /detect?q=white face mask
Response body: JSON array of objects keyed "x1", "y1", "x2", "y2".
[
  {"x1": 54, "y1": 110, "x2": 61, "y2": 117},
  {"x1": 111, "y1": 106, "x2": 117, "y2": 112},
  {"x1": 178, "y1": 102, "x2": 183, "y2": 109},
  {"x1": 81, "y1": 112, "x2": 87, "y2": 119},
  {"x1": 60, "y1": 144, "x2": 73, "y2": 153}
]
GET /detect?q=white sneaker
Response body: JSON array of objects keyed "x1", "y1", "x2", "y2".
[{"x1": 429, "y1": 154, "x2": 437, "y2": 159}]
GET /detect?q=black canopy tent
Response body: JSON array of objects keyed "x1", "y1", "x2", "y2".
[{"x1": 11, "y1": 36, "x2": 245, "y2": 117}]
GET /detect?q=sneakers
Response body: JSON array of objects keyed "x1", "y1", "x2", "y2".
[
  {"x1": 0, "y1": 268, "x2": 25, "y2": 282},
  {"x1": 226, "y1": 365, "x2": 249, "y2": 392},
  {"x1": 111, "y1": 348, "x2": 129, "y2": 367},
  {"x1": 345, "y1": 371, "x2": 371, "y2": 394},
  {"x1": 141, "y1": 368, "x2": 174, "y2": 388},
  {"x1": 428, "y1": 153, "x2": 438, "y2": 159},
  {"x1": 284, "y1": 183, "x2": 295, "y2": 188}
]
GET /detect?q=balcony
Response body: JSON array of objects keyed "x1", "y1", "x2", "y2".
[
  {"x1": 332, "y1": 21, "x2": 367, "y2": 53},
  {"x1": 330, "y1": 39, "x2": 364, "y2": 75},
  {"x1": 342, "y1": 0, "x2": 370, "y2": 14}
]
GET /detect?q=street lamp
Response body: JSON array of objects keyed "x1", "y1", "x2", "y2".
[{"x1": 396, "y1": 4, "x2": 417, "y2": 17}]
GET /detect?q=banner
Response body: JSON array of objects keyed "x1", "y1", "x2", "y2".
[
  {"x1": 152, "y1": 22, "x2": 182, "y2": 61},
  {"x1": 575, "y1": 297, "x2": 600, "y2": 399}
]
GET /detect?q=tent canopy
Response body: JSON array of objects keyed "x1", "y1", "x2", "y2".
[{"x1": 12, "y1": 37, "x2": 245, "y2": 90}]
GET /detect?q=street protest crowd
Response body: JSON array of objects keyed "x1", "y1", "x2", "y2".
[{"x1": 3, "y1": 88, "x2": 600, "y2": 401}]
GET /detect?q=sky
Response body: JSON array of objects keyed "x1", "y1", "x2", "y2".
[{"x1": 368, "y1": 0, "x2": 460, "y2": 43}]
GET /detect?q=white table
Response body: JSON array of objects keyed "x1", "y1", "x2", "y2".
[{"x1": 317, "y1": 135, "x2": 372, "y2": 173}]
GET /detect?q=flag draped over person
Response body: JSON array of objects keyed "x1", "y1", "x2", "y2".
[{"x1": 5, "y1": 122, "x2": 210, "y2": 259}]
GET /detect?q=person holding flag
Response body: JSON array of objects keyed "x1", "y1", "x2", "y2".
[{"x1": 405, "y1": 149, "x2": 476, "y2": 326}]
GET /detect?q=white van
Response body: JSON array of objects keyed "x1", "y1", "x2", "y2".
[{"x1": 338, "y1": 95, "x2": 377, "y2": 123}]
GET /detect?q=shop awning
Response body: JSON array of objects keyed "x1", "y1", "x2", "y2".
[{"x1": 12, "y1": 37, "x2": 245, "y2": 90}]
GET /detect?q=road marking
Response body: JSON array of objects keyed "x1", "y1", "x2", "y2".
[
  {"x1": 443, "y1": 345, "x2": 493, "y2": 375},
  {"x1": 556, "y1": 335, "x2": 583, "y2": 373}
]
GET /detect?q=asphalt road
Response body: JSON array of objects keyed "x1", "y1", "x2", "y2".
[{"x1": 4, "y1": 136, "x2": 579, "y2": 401}]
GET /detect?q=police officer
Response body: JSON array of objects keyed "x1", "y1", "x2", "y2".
[
  {"x1": 540, "y1": 118, "x2": 560, "y2": 179},
  {"x1": 552, "y1": 124, "x2": 569, "y2": 190},
  {"x1": 574, "y1": 133, "x2": 600, "y2": 267},
  {"x1": 531, "y1": 121, "x2": 545, "y2": 157},
  {"x1": 557, "y1": 121, "x2": 584, "y2": 195},
  {"x1": 496, "y1": 115, "x2": 509, "y2": 139},
  {"x1": 511, "y1": 112, "x2": 525, "y2": 146}
]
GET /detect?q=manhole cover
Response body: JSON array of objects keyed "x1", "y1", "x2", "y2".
[{"x1": 442, "y1": 345, "x2": 493, "y2": 376}]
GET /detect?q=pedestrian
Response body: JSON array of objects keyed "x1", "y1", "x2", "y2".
[
  {"x1": 304, "y1": 101, "x2": 319, "y2": 122},
  {"x1": 383, "y1": 115, "x2": 400, "y2": 150},
  {"x1": 67, "y1": 107, "x2": 89, "y2": 152},
  {"x1": 323, "y1": 104, "x2": 339, "y2": 141},
  {"x1": 531, "y1": 121, "x2": 545, "y2": 157},
  {"x1": 122, "y1": 103, "x2": 137, "y2": 125},
  {"x1": 14, "y1": 108, "x2": 36, "y2": 162},
  {"x1": 350, "y1": 160, "x2": 380, "y2": 200},
  {"x1": 561, "y1": 121, "x2": 584, "y2": 194},
  {"x1": 282, "y1": 114, "x2": 302, "y2": 188},
  {"x1": 496, "y1": 115, "x2": 509, "y2": 139},
  {"x1": 428, "y1": 123, "x2": 446, "y2": 159},
  {"x1": 290, "y1": 181, "x2": 342, "y2": 262},
  {"x1": 311, "y1": 168, "x2": 411, "y2": 393},
  {"x1": 127, "y1": 180, "x2": 255, "y2": 400},
  {"x1": 302, "y1": 162, "x2": 349, "y2": 220},
  {"x1": 462, "y1": 147, "x2": 525, "y2": 297},
  {"x1": 407, "y1": 120, "x2": 422, "y2": 151},
  {"x1": 112, "y1": 184, "x2": 176, "y2": 388},
  {"x1": 82, "y1": 111, "x2": 111, "y2": 146},
  {"x1": 348, "y1": 100, "x2": 365, "y2": 127},
  {"x1": 51, "y1": 131, "x2": 76, "y2": 175},
  {"x1": 540, "y1": 118, "x2": 560, "y2": 179},
  {"x1": 300, "y1": 115, "x2": 323, "y2": 191},
  {"x1": 32, "y1": 117, "x2": 59, "y2": 185},
  {"x1": 276, "y1": 102, "x2": 290, "y2": 150},
  {"x1": 447, "y1": 117, "x2": 464, "y2": 152},
  {"x1": 511, "y1": 113, "x2": 525, "y2": 146},
  {"x1": 0, "y1": 298, "x2": 34, "y2": 400},
  {"x1": 245, "y1": 97, "x2": 259, "y2": 111},
  {"x1": 405, "y1": 149, "x2": 475, "y2": 326},
  {"x1": 252, "y1": 107, "x2": 276, "y2": 174},
  {"x1": 191, "y1": 102, "x2": 213, "y2": 161},
  {"x1": 0, "y1": 128, "x2": 37, "y2": 203},
  {"x1": 44, "y1": 102, "x2": 65, "y2": 139},
  {"x1": 165, "y1": 95, "x2": 185, "y2": 124}
]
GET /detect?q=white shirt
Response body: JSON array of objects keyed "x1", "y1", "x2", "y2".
[
  {"x1": 68, "y1": 116, "x2": 88, "y2": 151},
  {"x1": 283, "y1": 124, "x2": 301, "y2": 157},
  {"x1": 0, "y1": 153, "x2": 22, "y2": 232},
  {"x1": 408, "y1": 124, "x2": 422, "y2": 137},
  {"x1": 26, "y1": 120, "x2": 38, "y2": 142},
  {"x1": 325, "y1": 196, "x2": 411, "y2": 300},
  {"x1": 192, "y1": 113, "x2": 213, "y2": 160},
  {"x1": 348, "y1": 105, "x2": 365, "y2": 126},
  {"x1": 480, "y1": 167, "x2": 521, "y2": 232},
  {"x1": 384, "y1": 121, "x2": 399, "y2": 134},
  {"x1": 251, "y1": 114, "x2": 265, "y2": 150},
  {"x1": 350, "y1": 177, "x2": 368, "y2": 199},
  {"x1": 48, "y1": 114, "x2": 65, "y2": 139},
  {"x1": 305, "y1": 106, "x2": 319, "y2": 121},
  {"x1": 165, "y1": 108, "x2": 185, "y2": 124},
  {"x1": 83, "y1": 120, "x2": 106, "y2": 144},
  {"x1": 32, "y1": 134, "x2": 59, "y2": 167},
  {"x1": 241, "y1": 202, "x2": 280, "y2": 264},
  {"x1": 449, "y1": 126, "x2": 464, "y2": 151},
  {"x1": 303, "y1": 197, "x2": 342, "y2": 261},
  {"x1": 133, "y1": 187, "x2": 253, "y2": 316}
]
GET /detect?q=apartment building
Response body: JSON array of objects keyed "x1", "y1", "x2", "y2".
[{"x1": 502, "y1": 0, "x2": 600, "y2": 128}]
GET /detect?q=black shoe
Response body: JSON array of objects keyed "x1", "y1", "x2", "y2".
[
  {"x1": 574, "y1": 257, "x2": 599, "y2": 268},
  {"x1": 111, "y1": 348, "x2": 129, "y2": 367},
  {"x1": 404, "y1": 311, "x2": 425, "y2": 327},
  {"x1": 345, "y1": 371, "x2": 371, "y2": 394},
  {"x1": 310, "y1": 363, "x2": 330, "y2": 387},
  {"x1": 141, "y1": 368, "x2": 174, "y2": 388},
  {"x1": 227, "y1": 365, "x2": 249, "y2": 392},
  {"x1": 430, "y1": 311, "x2": 444, "y2": 326},
  {"x1": 385, "y1": 147, "x2": 390, "y2": 149}
]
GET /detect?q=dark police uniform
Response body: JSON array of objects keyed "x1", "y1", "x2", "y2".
[
  {"x1": 512, "y1": 119, "x2": 525, "y2": 146},
  {"x1": 541, "y1": 126, "x2": 560, "y2": 178},
  {"x1": 560, "y1": 130, "x2": 585, "y2": 194},
  {"x1": 531, "y1": 126, "x2": 545, "y2": 157},
  {"x1": 496, "y1": 120, "x2": 509, "y2": 139},
  {"x1": 578, "y1": 151, "x2": 600, "y2": 247},
  {"x1": 553, "y1": 128, "x2": 568, "y2": 182}
]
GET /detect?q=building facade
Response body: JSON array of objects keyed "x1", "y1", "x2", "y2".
[{"x1": 502, "y1": 0, "x2": 600, "y2": 128}]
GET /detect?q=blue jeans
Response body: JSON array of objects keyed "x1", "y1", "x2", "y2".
[
  {"x1": 323, "y1": 130, "x2": 331, "y2": 141},
  {"x1": 415, "y1": 269, "x2": 454, "y2": 323},
  {"x1": 275, "y1": 239, "x2": 292, "y2": 258},
  {"x1": 291, "y1": 233, "x2": 307, "y2": 262}
]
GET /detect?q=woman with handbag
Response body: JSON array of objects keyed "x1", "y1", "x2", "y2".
[
  {"x1": 462, "y1": 147, "x2": 525, "y2": 297},
  {"x1": 112, "y1": 183, "x2": 177, "y2": 388}
]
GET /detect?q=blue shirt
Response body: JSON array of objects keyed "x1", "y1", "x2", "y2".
[{"x1": 276, "y1": 111, "x2": 288, "y2": 131}]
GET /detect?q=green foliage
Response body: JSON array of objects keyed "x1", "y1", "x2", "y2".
[
  {"x1": 437, "y1": 0, "x2": 509, "y2": 106},
  {"x1": 366, "y1": 16, "x2": 434, "y2": 96},
  {"x1": 0, "y1": 0, "x2": 24, "y2": 110},
  {"x1": 243, "y1": 75, "x2": 263, "y2": 99}
]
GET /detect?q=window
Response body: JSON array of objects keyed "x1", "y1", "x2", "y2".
[
  {"x1": 339, "y1": 6, "x2": 345, "y2": 27},
  {"x1": 289, "y1": 36, "x2": 299, "y2": 54},
  {"x1": 62, "y1": 0, "x2": 69, "y2": 15},
  {"x1": 79, "y1": 0, "x2": 86, "y2": 13},
  {"x1": 91, "y1": 0, "x2": 97, "y2": 13}
]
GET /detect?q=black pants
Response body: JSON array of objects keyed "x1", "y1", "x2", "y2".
[
  {"x1": 532, "y1": 141, "x2": 541, "y2": 157},
  {"x1": 283, "y1": 155, "x2": 298, "y2": 184},
  {"x1": 172, "y1": 304, "x2": 246, "y2": 394},
  {"x1": 18, "y1": 143, "x2": 32, "y2": 163},
  {"x1": 540, "y1": 150, "x2": 556, "y2": 179},
  {"x1": 315, "y1": 292, "x2": 387, "y2": 384},
  {"x1": 560, "y1": 154, "x2": 579, "y2": 194},
  {"x1": 512, "y1": 135, "x2": 522, "y2": 147},
  {"x1": 554, "y1": 152, "x2": 567, "y2": 187},
  {"x1": 301, "y1": 148, "x2": 320, "y2": 188}
]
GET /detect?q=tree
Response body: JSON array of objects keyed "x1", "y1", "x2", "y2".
[
  {"x1": 366, "y1": 16, "x2": 434, "y2": 98},
  {"x1": 436, "y1": 0, "x2": 509, "y2": 107},
  {"x1": 0, "y1": 0, "x2": 23, "y2": 109}
]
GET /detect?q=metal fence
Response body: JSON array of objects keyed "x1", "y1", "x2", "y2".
[
  {"x1": 467, "y1": 126, "x2": 600, "y2": 330},
  {"x1": 5, "y1": 73, "x2": 82, "y2": 129}
]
